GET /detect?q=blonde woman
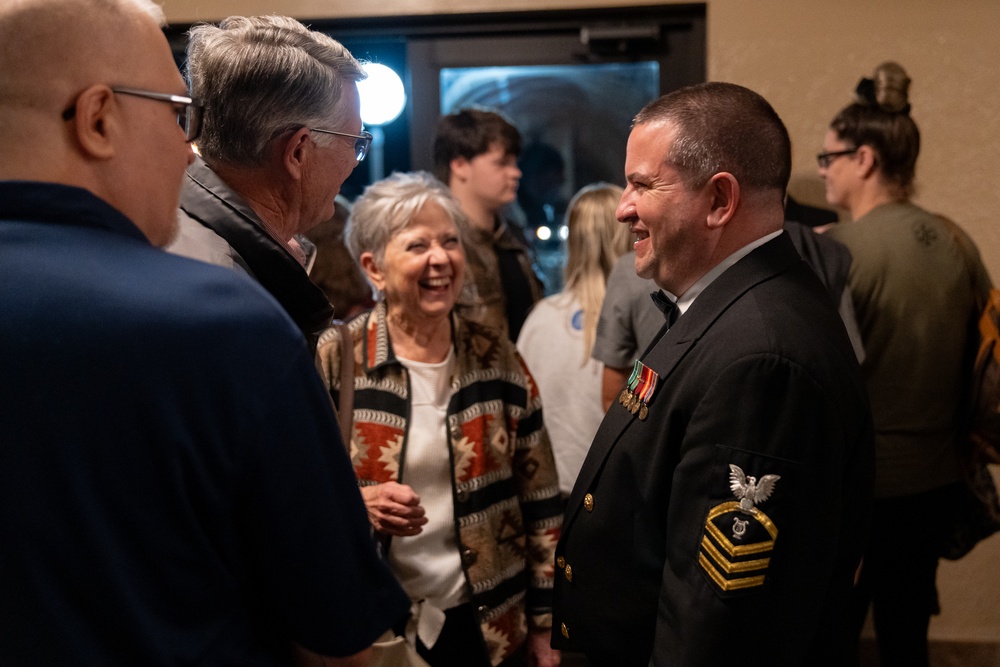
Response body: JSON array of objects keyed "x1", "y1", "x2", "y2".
[{"x1": 517, "y1": 183, "x2": 631, "y2": 496}]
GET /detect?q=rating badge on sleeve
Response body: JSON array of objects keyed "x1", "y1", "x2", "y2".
[{"x1": 698, "y1": 464, "x2": 781, "y2": 595}]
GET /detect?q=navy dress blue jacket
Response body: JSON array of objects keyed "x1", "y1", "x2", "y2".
[{"x1": 552, "y1": 233, "x2": 874, "y2": 666}]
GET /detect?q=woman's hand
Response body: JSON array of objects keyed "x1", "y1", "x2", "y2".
[{"x1": 360, "y1": 482, "x2": 428, "y2": 536}]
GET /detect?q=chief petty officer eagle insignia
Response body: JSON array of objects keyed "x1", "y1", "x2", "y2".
[{"x1": 728, "y1": 464, "x2": 780, "y2": 514}]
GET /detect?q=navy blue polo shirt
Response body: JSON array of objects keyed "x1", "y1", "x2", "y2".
[{"x1": 0, "y1": 182, "x2": 408, "y2": 665}]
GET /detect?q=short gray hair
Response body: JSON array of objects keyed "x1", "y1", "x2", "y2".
[
  {"x1": 186, "y1": 15, "x2": 365, "y2": 166},
  {"x1": 346, "y1": 171, "x2": 468, "y2": 268},
  {"x1": 123, "y1": 0, "x2": 164, "y2": 23}
]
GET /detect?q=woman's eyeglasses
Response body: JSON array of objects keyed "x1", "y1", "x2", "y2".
[{"x1": 816, "y1": 148, "x2": 858, "y2": 169}]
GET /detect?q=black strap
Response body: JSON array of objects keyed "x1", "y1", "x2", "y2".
[{"x1": 336, "y1": 321, "x2": 354, "y2": 454}]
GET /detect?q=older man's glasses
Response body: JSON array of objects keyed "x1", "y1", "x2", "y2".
[
  {"x1": 816, "y1": 148, "x2": 858, "y2": 169},
  {"x1": 309, "y1": 127, "x2": 374, "y2": 162},
  {"x1": 61, "y1": 87, "x2": 203, "y2": 143}
]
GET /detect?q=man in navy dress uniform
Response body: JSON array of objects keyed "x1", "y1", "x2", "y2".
[{"x1": 551, "y1": 83, "x2": 874, "y2": 666}]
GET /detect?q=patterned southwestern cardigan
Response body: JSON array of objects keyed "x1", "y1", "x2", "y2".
[{"x1": 316, "y1": 302, "x2": 562, "y2": 666}]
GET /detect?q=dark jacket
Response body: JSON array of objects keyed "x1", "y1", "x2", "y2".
[
  {"x1": 459, "y1": 216, "x2": 545, "y2": 342},
  {"x1": 553, "y1": 233, "x2": 874, "y2": 666},
  {"x1": 171, "y1": 157, "x2": 334, "y2": 349}
]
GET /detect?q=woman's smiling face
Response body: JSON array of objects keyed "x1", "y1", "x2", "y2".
[{"x1": 365, "y1": 201, "x2": 466, "y2": 328}]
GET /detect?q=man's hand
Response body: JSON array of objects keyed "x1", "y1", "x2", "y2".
[{"x1": 360, "y1": 481, "x2": 427, "y2": 536}]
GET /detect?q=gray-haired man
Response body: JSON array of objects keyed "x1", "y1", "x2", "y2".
[{"x1": 168, "y1": 16, "x2": 370, "y2": 349}]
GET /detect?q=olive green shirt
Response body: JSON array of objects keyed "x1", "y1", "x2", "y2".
[{"x1": 828, "y1": 202, "x2": 991, "y2": 497}]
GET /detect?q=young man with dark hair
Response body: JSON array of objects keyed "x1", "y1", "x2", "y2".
[{"x1": 433, "y1": 108, "x2": 545, "y2": 341}]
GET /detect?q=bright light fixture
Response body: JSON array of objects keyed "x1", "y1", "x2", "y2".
[
  {"x1": 357, "y1": 63, "x2": 406, "y2": 127},
  {"x1": 536, "y1": 226, "x2": 553, "y2": 241}
]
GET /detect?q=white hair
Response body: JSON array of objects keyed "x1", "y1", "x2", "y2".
[{"x1": 346, "y1": 171, "x2": 469, "y2": 267}]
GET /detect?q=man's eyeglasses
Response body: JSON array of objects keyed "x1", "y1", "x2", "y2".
[
  {"x1": 816, "y1": 148, "x2": 858, "y2": 169},
  {"x1": 309, "y1": 127, "x2": 374, "y2": 162},
  {"x1": 62, "y1": 86, "x2": 203, "y2": 143}
]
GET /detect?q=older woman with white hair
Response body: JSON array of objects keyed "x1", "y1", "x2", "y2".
[{"x1": 316, "y1": 171, "x2": 562, "y2": 667}]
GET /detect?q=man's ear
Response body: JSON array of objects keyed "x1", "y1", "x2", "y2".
[
  {"x1": 449, "y1": 156, "x2": 470, "y2": 183},
  {"x1": 72, "y1": 85, "x2": 117, "y2": 160},
  {"x1": 282, "y1": 127, "x2": 313, "y2": 180},
  {"x1": 705, "y1": 172, "x2": 739, "y2": 230},
  {"x1": 359, "y1": 252, "x2": 385, "y2": 292}
]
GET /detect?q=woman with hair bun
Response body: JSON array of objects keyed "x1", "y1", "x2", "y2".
[
  {"x1": 516, "y1": 183, "x2": 631, "y2": 498},
  {"x1": 819, "y1": 61, "x2": 920, "y2": 214},
  {"x1": 820, "y1": 62, "x2": 992, "y2": 666}
]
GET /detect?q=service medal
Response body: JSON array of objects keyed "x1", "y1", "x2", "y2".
[{"x1": 625, "y1": 359, "x2": 659, "y2": 421}]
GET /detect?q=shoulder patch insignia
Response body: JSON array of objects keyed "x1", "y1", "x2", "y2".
[
  {"x1": 698, "y1": 464, "x2": 781, "y2": 594},
  {"x1": 698, "y1": 501, "x2": 778, "y2": 593}
]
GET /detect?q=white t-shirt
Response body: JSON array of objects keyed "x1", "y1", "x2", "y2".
[
  {"x1": 389, "y1": 349, "x2": 467, "y2": 611},
  {"x1": 517, "y1": 292, "x2": 604, "y2": 495}
]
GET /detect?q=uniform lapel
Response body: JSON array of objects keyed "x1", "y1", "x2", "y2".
[{"x1": 563, "y1": 315, "x2": 698, "y2": 522}]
